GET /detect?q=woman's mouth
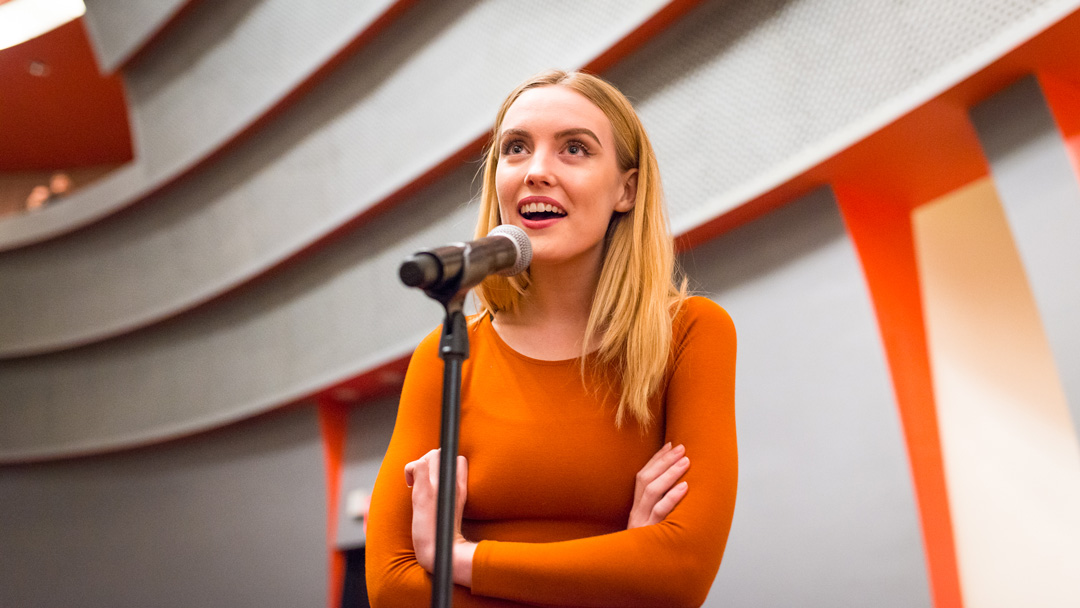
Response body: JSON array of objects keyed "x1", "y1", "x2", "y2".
[
  {"x1": 519, "y1": 201, "x2": 567, "y2": 221},
  {"x1": 517, "y1": 198, "x2": 567, "y2": 226}
]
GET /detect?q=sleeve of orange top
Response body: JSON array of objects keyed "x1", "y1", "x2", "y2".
[
  {"x1": 469, "y1": 298, "x2": 738, "y2": 608},
  {"x1": 365, "y1": 327, "x2": 528, "y2": 608}
]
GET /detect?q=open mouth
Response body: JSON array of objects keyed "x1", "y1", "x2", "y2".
[{"x1": 519, "y1": 201, "x2": 566, "y2": 221}]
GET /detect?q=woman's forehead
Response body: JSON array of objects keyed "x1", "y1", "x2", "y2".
[{"x1": 501, "y1": 86, "x2": 612, "y2": 138}]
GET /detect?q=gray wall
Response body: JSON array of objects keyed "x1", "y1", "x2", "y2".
[
  {"x1": 689, "y1": 190, "x2": 929, "y2": 607},
  {"x1": 0, "y1": 406, "x2": 328, "y2": 608},
  {"x1": 336, "y1": 395, "x2": 399, "y2": 549}
]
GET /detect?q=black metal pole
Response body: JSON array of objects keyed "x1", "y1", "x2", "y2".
[{"x1": 432, "y1": 302, "x2": 468, "y2": 608}]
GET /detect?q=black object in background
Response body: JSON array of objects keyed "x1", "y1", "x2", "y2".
[{"x1": 341, "y1": 547, "x2": 370, "y2": 608}]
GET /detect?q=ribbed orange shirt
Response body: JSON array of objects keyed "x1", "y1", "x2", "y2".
[{"x1": 366, "y1": 296, "x2": 737, "y2": 607}]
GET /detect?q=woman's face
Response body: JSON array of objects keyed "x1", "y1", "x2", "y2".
[{"x1": 495, "y1": 85, "x2": 636, "y2": 269}]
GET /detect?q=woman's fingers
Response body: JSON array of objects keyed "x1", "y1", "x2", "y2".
[
  {"x1": 634, "y1": 444, "x2": 686, "y2": 505},
  {"x1": 637, "y1": 442, "x2": 676, "y2": 481},
  {"x1": 649, "y1": 481, "x2": 689, "y2": 524},
  {"x1": 628, "y1": 444, "x2": 691, "y2": 529},
  {"x1": 646, "y1": 456, "x2": 690, "y2": 496},
  {"x1": 406, "y1": 449, "x2": 471, "y2": 573},
  {"x1": 635, "y1": 443, "x2": 685, "y2": 491},
  {"x1": 410, "y1": 457, "x2": 434, "y2": 508},
  {"x1": 455, "y1": 455, "x2": 468, "y2": 497},
  {"x1": 639, "y1": 455, "x2": 690, "y2": 511},
  {"x1": 404, "y1": 448, "x2": 441, "y2": 487},
  {"x1": 409, "y1": 459, "x2": 435, "y2": 571},
  {"x1": 454, "y1": 455, "x2": 468, "y2": 529}
]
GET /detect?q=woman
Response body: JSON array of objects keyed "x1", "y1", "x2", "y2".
[{"x1": 366, "y1": 70, "x2": 737, "y2": 607}]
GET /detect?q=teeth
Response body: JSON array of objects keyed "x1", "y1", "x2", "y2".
[{"x1": 520, "y1": 202, "x2": 566, "y2": 216}]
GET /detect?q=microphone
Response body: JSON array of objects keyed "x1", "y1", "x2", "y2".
[{"x1": 399, "y1": 225, "x2": 532, "y2": 294}]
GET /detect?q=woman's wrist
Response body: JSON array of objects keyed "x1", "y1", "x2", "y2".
[{"x1": 452, "y1": 540, "x2": 478, "y2": 588}]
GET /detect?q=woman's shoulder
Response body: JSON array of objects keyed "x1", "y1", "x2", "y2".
[
  {"x1": 418, "y1": 324, "x2": 443, "y2": 349},
  {"x1": 672, "y1": 296, "x2": 736, "y2": 346},
  {"x1": 411, "y1": 313, "x2": 493, "y2": 360},
  {"x1": 407, "y1": 324, "x2": 446, "y2": 370},
  {"x1": 675, "y1": 296, "x2": 734, "y2": 329}
]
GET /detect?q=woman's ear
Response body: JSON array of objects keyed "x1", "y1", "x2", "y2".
[{"x1": 615, "y1": 169, "x2": 638, "y2": 213}]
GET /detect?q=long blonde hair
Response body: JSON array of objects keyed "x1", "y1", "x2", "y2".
[{"x1": 474, "y1": 70, "x2": 686, "y2": 428}]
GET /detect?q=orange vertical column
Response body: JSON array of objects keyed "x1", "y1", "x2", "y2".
[
  {"x1": 827, "y1": 98, "x2": 991, "y2": 608},
  {"x1": 834, "y1": 187, "x2": 962, "y2": 608},
  {"x1": 318, "y1": 398, "x2": 349, "y2": 608}
]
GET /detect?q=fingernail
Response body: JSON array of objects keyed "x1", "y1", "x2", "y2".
[
  {"x1": 679, "y1": 456, "x2": 689, "y2": 466},
  {"x1": 664, "y1": 442, "x2": 672, "y2": 449}
]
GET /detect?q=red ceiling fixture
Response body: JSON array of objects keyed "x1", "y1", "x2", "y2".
[{"x1": 0, "y1": 17, "x2": 133, "y2": 171}]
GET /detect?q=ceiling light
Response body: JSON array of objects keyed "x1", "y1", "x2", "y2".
[{"x1": 0, "y1": 0, "x2": 86, "y2": 52}]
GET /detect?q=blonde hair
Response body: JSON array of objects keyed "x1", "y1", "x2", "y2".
[{"x1": 474, "y1": 70, "x2": 686, "y2": 427}]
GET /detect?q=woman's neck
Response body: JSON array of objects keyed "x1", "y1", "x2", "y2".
[{"x1": 492, "y1": 254, "x2": 602, "y2": 359}]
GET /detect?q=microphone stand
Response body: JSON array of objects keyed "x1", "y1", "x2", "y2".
[
  {"x1": 398, "y1": 226, "x2": 530, "y2": 607},
  {"x1": 423, "y1": 283, "x2": 469, "y2": 608}
]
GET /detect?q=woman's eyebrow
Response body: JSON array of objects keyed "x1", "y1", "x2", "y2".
[
  {"x1": 555, "y1": 128, "x2": 602, "y2": 147},
  {"x1": 500, "y1": 128, "x2": 531, "y2": 140}
]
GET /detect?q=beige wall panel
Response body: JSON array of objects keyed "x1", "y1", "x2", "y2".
[
  {"x1": 913, "y1": 178, "x2": 1080, "y2": 607},
  {"x1": 970, "y1": 75, "x2": 1080, "y2": 442}
]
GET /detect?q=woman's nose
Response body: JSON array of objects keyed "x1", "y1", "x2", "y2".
[{"x1": 524, "y1": 153, "x2": 555, "y2": 187}]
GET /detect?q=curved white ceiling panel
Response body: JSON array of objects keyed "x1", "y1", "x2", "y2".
[
  {"x1": 0, "y1": 0, "x2": 671, "y2": 356},
  {"x1": 3, "y1": 0, "x2": 1079, "y2": 460},
  {"x1": 0, "y1": 164, "x2": 478, "y2": 462},
  {"x1": 81, "y1": 0, "x2": 191, "y2": 72}
]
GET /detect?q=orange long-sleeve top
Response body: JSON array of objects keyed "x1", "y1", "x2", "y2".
[{"x1": 365, "y1": 296, "x2": 738, "y2": 607}]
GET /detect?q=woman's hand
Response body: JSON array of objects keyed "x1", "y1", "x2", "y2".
[
  {"x1": 627, "y1": 442, "x2": 690, "y2": 529},
  {"x1": 404, "y1": 449, "x2": 476, "y2": 586}
]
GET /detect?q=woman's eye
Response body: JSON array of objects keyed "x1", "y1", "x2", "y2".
[
  {"x1": 502, "y1": 141, "x2": 526, "y2": 155},
  {"x1": 566, "y1": 141, "x2": 589, "y2": 156}
]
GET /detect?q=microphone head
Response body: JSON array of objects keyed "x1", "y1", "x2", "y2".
[{"x1": 488, "y1": 224, "x2": 532, "y2": 276}]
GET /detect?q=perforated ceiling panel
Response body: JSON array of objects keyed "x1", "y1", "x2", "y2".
[
  {"x1": 81, "y1": 0, "x2": 190, "y2": 72},
  {"x1": 123, "y1": 0, "x2": 400, "y2": 180},
  {"x1": 3, "y1": 0, "x2": 1079, "y2": 459},
  {"x1": 604, "y1": 0, "x2": 1077, "y2": 233},
  {"x1": 0, "y1": 0, "x2": 669, "y2": 356},
  {"x1": 0, "y1": 164, "x2": 480, "y2": 461}
]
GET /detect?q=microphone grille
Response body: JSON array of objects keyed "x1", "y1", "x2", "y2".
[{"x1": 488, "y1": 225, "x2": 532, "y2": 276}]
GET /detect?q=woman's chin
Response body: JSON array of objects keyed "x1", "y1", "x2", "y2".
[{"x1": 527, "y1": 245, "x2": 605, "y2": 272}]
